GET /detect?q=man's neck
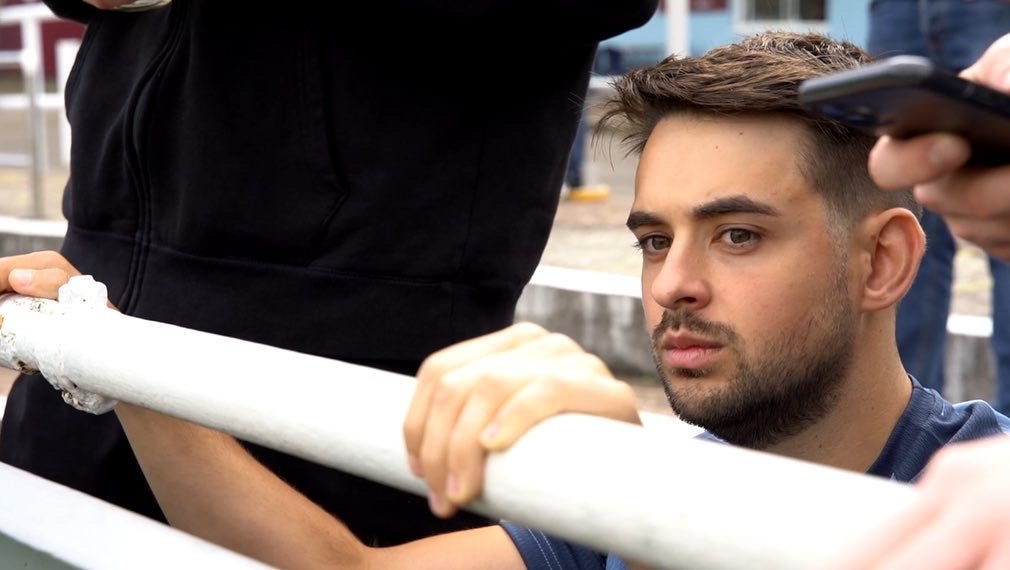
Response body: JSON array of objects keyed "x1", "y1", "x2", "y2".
[{"x1": 762, "y1": 353, "x2": 913, "y2": 473}]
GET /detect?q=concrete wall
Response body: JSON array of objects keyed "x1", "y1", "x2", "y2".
[
  {"x1": 515, "y1": 266, "x2": 654, "y2": 377},
  {"x1": 0, "y1": 216, "x2": 65, "y2": 258}
]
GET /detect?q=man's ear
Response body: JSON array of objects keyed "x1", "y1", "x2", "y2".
[{"x1": 857, "y1": 207, "x2": 925, "y2": 312}]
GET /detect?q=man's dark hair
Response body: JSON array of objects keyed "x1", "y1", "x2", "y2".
[{"x1": 598, "y1": 31, "x2": 922, "y2": 226}]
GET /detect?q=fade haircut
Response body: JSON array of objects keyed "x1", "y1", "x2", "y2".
[{"x1": 597, "y1": 31, "x2": 922, "y2": 228}]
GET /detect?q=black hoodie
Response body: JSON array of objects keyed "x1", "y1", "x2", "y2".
[{"x1": 0, "y1": 0, "x2": 657, "y2": 545}]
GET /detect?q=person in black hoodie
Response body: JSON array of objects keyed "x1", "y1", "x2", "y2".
[{"x1": 0, "y1": 0, "x2": 658, "y2": 545}]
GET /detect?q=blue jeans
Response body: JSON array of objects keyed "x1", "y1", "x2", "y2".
[
  {"x1": 565, "y1": 46, "x2": 628, "y2": 189},
  {"x1": 868, "y1": 0, "x2": 1010, "y2": 413},
  {"x1": 565, "y1": 113, "x2": 588, "y2": 188}
]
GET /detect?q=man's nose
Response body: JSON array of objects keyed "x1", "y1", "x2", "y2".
[{"x1": 649, "y1": 247, "x2": 711, "y2": 312}]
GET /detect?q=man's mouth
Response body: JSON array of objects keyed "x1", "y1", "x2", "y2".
[{"x1": 660, "y1": 332, "x2": 723, "y2": 369}]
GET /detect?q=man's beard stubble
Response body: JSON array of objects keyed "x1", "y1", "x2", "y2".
[{"x1": 649, "y1": 275, "x2": 857, "y2": 449}]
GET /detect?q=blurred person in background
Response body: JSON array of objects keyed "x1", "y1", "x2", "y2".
[
  {"x1": 837, "y1": 31, "x2": 1010, "y2": 570},
  {"x1": 562, "y1": 45, "x2": 627, "y2": 203},
  {"x1": 866, "y1": 0, "x2": 1010, "y2": 415}
]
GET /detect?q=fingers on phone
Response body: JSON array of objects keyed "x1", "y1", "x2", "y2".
[{"x1": 869, "y1": 134, "x2": 970, "y2": 189}]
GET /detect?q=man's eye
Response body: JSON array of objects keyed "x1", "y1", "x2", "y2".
[
  {"x1": 720, "y1": 228, "x2": 758, "y2": 247},
  {"x1": 634, "y1": 235, "x2": 672, "y2": 253}
]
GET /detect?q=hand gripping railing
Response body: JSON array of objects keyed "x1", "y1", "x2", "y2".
[{"x1": 0, "y1": 276, "x2": 918, "y2": 569}]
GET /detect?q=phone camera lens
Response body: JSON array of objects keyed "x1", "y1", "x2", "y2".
[
  {"x1": 821, "y1": 103, "x2": 847, "y2": 118},
  {"x1": 841, "y1": 105, "x2": 877, "y2": 127}
]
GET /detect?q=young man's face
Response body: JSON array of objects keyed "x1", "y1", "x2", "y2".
[{"x1": 629, "y1": 114, "x2": 859, "y2": 449}]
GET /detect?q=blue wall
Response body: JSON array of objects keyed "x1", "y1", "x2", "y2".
[
  {"x1": 828, "y1": 0, "x2": 870, "y2": 46},
  {"x1": 690, "y1": 10, "x2": 736, "y2": 55},
  {"x1": 601, "y1": 11, "x2": 667, "y2": 49}
]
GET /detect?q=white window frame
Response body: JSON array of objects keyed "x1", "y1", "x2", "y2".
[{"x1": 732, "y1": 0, "x2": 830, "y2": 35}]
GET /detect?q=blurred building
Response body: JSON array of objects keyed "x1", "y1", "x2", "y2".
[
  {"x1": 599, "y1": 0, "x2": 869, "y2": 74},
  {"x1": 0, "y1": 0, "x2": 83, "y2": 80}
]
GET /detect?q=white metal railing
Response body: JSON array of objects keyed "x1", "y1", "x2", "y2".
[
  {"x1": 0, "y1": 461, "x2": 270, "y2": 569},
  {"x1": 0, "y1": 276, "x2": 919, "y2": 569},
  {"x1": 0, "y1": 2, "x2": 79, "y2": 218}
]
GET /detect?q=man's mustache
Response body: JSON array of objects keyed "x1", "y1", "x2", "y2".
[{"x1": 650, "y1": 309, "x2": 738, "y2": 346}]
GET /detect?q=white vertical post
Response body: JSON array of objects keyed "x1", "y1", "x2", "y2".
[
  {"x1": 55, "y1": 39, "x2": 78, "y2": 169},
  {"x1": 665, "y1": 0, "x2": 690, "y2": 56},
  {"x1": 19, "y1": 13, "x2": 47, "y2": 218}
]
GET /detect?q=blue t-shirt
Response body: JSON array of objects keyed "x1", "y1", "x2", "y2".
[{"x1": 501, "y1": 378, "x2": 1010, "y2": 570}]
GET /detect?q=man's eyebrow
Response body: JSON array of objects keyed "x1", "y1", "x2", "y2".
[
  {"x1": 626, "y1": 196, "x2": 780, "y2": 231},
  {"x1": 626, "y1": 211, "x2": 665, "y2": 231},
  {"x1": 692, "y1": 195, "x2": 779, "y2": 220}
]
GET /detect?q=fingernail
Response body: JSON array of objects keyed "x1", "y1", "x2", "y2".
[
  {"x1": 445, "y1": 474, "x2": 460, "y2": 500},
  {"x1": 927, "y1": 135, "x2": 968, "y2": 168},
  {"x1": 9, "y1": 269, "x2": 32, "y2": 287},
  {"x1": 480, "y1": 421, "x2": 499, "y2": 444},
  {"x1": 428, "y1": 492, "x2": 447, "y2": 517},
  {"x1": 408, "y1": 454, "x2": 422, "y2": 477}
]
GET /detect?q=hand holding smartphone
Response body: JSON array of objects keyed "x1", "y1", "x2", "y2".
[{"x1": 798, "y1": 55, "x2": 1010, "y2": 165}]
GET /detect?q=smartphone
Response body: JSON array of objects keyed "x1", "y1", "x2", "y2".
[{"x1": 798, "y1": 55, "x2": 1010, "y2": 164}]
